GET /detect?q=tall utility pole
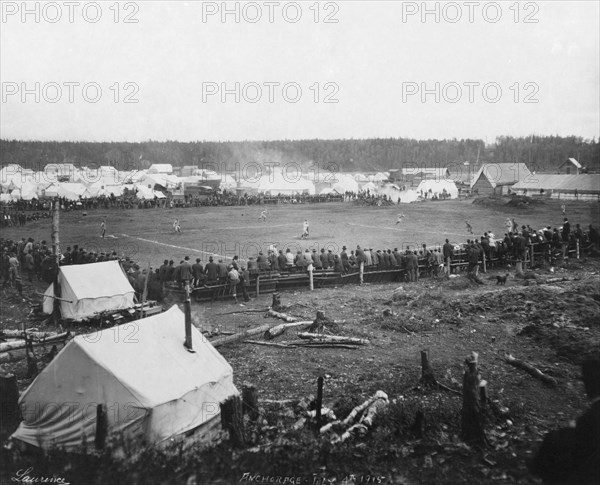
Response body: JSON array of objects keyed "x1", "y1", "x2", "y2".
[
  {"x1": 51, "y1": 200, "x2": 60, "y2": 263},
  {"x1": 51, "y1": 201, "x2": 61, "y2": 320}
]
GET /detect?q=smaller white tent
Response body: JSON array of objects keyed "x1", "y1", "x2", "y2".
[
  {"x1": 416, "y1": 180, "x2": 458, "y2": 199},
  {"x1": 12, "y1": 305, "x2": 239, "y2": 451},
  {"x1": 43, "y1": 261, "x2": 135, "y2": 320},
  {"x1": 332, "y1": 174, "x2": 359, "y2": 193},
  {"x1": 258, "y1": 173, "x2": 315, "y2": 195},
  {"x1": 397, "y1": 189, "x2": 420, "y2": 203}
]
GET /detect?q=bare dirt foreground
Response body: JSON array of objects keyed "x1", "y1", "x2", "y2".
[{"x1": 1, "y1": 257, "x2": 599, "y2": 485}]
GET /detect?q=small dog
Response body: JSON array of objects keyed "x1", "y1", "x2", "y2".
[{"x1": 496, "y1": 273, "x2": 509, "y2": 285}]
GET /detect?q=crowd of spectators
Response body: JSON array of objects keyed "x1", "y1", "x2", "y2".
[{"x1": 3, "y1": 217, "x2": 599, "y2": 303}]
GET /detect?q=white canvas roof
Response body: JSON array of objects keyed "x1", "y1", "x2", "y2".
[
  {"x1": 12, "y1": 305, "x2": 239, "y2": 450},
  {"x1": 416, "y1": 180, "x2": 458, "y2": 198},
  {"x1": 43, "y1": 261, "x2": 135, "y2": 320}
]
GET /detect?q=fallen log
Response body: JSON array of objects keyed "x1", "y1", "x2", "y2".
[
  {"x1": 0, "y1": 340, "x2": 26, "y2": 353},
  {"x1": 338, "y1": 394, "x2": 389, "y2": 442},
  {"x1": 35, "y1": 292, "x2": 73, "y2": 303},
  {"x1": 215, "y1": 308, "x2": 269, "y2": 316},
  {"x1": 297, "y1": 333, "x2": 369, "y2": 345},
  {"x1": 504, "y1": 353, "x2": 557, "y2": 387},
  {"x1": 320, "y1": 390, "x2": 386, "y2": 434},
  {"x1": 0, "y1": 351, "x2": 23, "y2": 364},
  {"x1": 264, "y1": 321, "x2": 313, "y2": 340},
  {"x1": 244, "y1": 340, "x2": 296, "y2": 348},
  {"x1": 210, "y1": 324, "x2": 274, "y2": 348},
  {"x1": 295, "y1": 344, "x2": 359, "y2": 350},
  {"x1": 1, "y1": 330, "x2": 61, "y2": 340},
  {"x1": 321, "y1": 391, "x2": 389, "y2": 441},
  {"x1": 265, "y1": 309, "x2": 297, "y2": 322},
  {"x1": 260, "y1": 399, "x2": 296, "y2": 406},
  {"x1": 0, "y1": 332, "x2": 71, "y2": 353}
]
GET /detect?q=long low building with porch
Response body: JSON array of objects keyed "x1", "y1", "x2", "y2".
[{"x1": 512, "y1": 174, "x2": 600, "y2": 200}]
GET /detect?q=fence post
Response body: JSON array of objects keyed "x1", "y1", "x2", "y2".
[{"x1": 255, "y1": 275, "x2": 260, "y2": 297}]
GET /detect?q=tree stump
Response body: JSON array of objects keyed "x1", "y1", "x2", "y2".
[
  {"x1": 308, "y1": 311, "x2": 333, "y2": 333},
  {"x1": 315, "y1": 376, "x2": 324, "y2": 431},
  {"x1": 479, "y1": 380, "x2": 488, "y2": 411},
  {"x1": 25, "y1": 339, "x2": 38, "y2": 379},
  {"x1": 0, "y1": 374, "x2": 21, "y2": 434},
  {"x1": 95, "y1": 404, "x2": 108, "y2": 450},
  {"x1": 461, "y1": 352, "x2": 487, "y2": 446},
  {"x1": 220, "y1": 395, "x2": 245, "y2": 447},
  {"x1": 420, "y1": 350, "x2": 437, "y2": 386},
  {"x1": 242, "y1": 382, "x2": 259, "y2": 421},
  {"x1": 410, "y1": 409, "x2": 426, "y2": 438},
  {"x1": 271, "y1": 293, "x2": 282, "y2": 311}
]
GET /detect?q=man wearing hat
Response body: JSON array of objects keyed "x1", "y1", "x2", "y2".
[
  {"x1": 277, "y1": 250, "x2": 288, "y2": 272},
  {"x1": 303, "y1": 249, "x2": 313, "y2": 268},
  {"x1": 371, "y1": 249, "x2": 379, "y2": 267},
  {"x1": 319, "y1": 248, "x2": 328, "y2": 269},
  {"x1": 247, "y1": 257, "x2": 258, "y2": 275},
  {"x1": 340, "y1": 246, "x2": 350, "y2": 272},
  {"x1": 326, "y1": 249, "x2": 335, "y2": 269},
  {"x1": 294, "y1": 250, "x2": 305, "y2": 271},
  {"x1": 159, "y1": 260, "x2": 169, "y2": 287},
  {"x1": 204, "y1": 256, "x2": 218, "y2": 284},
  {"x1": 180, "y1": 256, "x2": 193, "y2": 290},
  {"x1": 257, "y1": 251, "x2": 269, "y2": 272},
  {"x1": 312, "y1": 249, "x2": 322, "y2": 270},
  {"x1": 216, "y1": 258, "x2": 228, "y2": 282},
  {"x1": 192, "y1": 258, "x2": 204, "y2": 287}
]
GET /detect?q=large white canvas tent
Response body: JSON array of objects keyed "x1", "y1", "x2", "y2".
[
  {"x1": 11, "y1": 306, "x2": 239, "y2": 450},
  {"x1": 43, "y1": 261, "x2": 136, "y2": 320},
  {"x1": 416, "y1": 180, "x2": 459, "y2": 199}
]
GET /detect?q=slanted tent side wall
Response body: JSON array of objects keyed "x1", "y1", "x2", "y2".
[
  {"x1": 12, "y1": 306, "x2": 239, "y2": 451},
  {"x1": 42, "y1": 261, "x2": 136, "y2": 320},
  {"x1": 11, "y1": 342, "x2": 148, "y2": 450}
]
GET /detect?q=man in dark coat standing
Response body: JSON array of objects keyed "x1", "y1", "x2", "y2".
[
  {"x1": 443, "y1": 239, "x2": 454, "y2": 274},
  {"x1": 204, "y1": 256, "x2": 218, "y2": 284},
  {"x1": 340, "y1": 246, "x2": 350, "y2": 272},
  {"x1": 319, "y1": 248, "x2": 328, "y2": 269},
  {"x1": 192, "y1": 258, "x2": 204, "y2": 287}
]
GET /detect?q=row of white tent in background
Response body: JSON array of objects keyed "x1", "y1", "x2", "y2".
[{"x1": 1, "y1": 164, "x2": 459, "y2": 202}]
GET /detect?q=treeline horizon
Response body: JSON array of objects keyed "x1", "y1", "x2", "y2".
[{"x1": 1, "y1": 135, "x2": 598, "y2": 174}]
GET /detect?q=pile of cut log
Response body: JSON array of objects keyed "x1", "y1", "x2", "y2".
[
  {"x1": 0, "y1": 330, "x2": 71, "y2": 365},
  {"x1": 212, "y1": 294, "x2": 369, "y2": 350}
]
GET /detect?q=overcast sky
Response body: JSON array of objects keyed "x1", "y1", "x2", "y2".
[{"x1": 1, "y1": 1, "x2": 598, "y2": 143}]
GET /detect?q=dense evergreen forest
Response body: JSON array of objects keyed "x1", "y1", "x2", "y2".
[{"x1": 1, "y1": 136, "x2": 598, "y2": 173}]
